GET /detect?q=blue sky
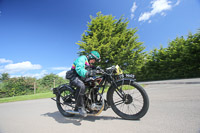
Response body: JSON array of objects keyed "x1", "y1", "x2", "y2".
[{"x1": 0, "y1": 0, "x2": 200, "y2": 78}]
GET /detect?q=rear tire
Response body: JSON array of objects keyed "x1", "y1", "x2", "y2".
[
  {"x1": 107, "y1": 80, "x2": 149, "y2": 120},
  {"x1": 56, "y1": 87, "x2": 76, "y2": 117}
]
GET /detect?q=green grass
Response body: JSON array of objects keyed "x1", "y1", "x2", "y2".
[{"x1": 0, "y1": 92, "x2": 55, "y2": 103}]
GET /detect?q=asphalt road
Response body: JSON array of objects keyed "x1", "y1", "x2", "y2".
[{"x1": 0, "y1": 78, "x2": 200, "y2": 133}]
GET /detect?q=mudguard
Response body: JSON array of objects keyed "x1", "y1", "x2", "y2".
[{"x1": 52, "y1": 84, "x2": 75, "y2": 95}]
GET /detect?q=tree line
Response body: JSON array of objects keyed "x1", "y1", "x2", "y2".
[
  {"x1": 137, "y1": 32, "x2": 200, "y2": 81},
  {"x1": 0, "y1": 73, "x2": 66, "y2": 98}
]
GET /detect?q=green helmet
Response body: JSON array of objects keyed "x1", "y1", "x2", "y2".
[{"x1": 88, "y1": 51, "x2": 101, "y2": 62}]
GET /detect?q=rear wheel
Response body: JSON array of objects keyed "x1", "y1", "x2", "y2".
[
  {"x1": 56, "y1": 87, "x2": 76, "y2": 117},
  {"x1": 107, "y1": 80, "x2": 149, "y2": 120}
]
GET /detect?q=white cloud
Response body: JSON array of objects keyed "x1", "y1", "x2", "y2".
[
  {"x1": 151, "y1": 0, "x2": 172, "y2": 14},
  {"x1": 24, "y1": 70, "x2": 48, "y2": 79},
  {"x1": 130, "y1": 2, "x2": 137, "y2": 19},
  {"x1": 139, "y1": 12, "x2": 152, "y2": 22},
  {"x1": 175, "y1": 0, "x2": 181, "y2": 6},
  {"x1": 0, "y1": 59, "x2": 71, "y2": 79},
  {"x1": 148, "y1": 20, "x2": 152, "y2": 23},
  {"x1": 51, "y1": 67, "x2": 70, "y2": 78},
  {"x1": 161, "y1": 12, "x2": 167, "y2": 16},
  {"x1": 0, "y1": 61, "x2": 42, "y2": 74},
  {"x1": 0, "y1": 58, "x2": 13, "y2": 64},
  {"x1": 51, "y1": 67, "x2": 71, "y2": 78},
  {"x1": 139, "y1": 0, "x2": 173, "y2": 22},
  {"x1": 57, "y1": 71, "x2": 67, "y2": 78},
  {"x1": 10, "y1": 70, "x2": 48, "y2": 79},
  {"x1": 51, "y1": 67, "x2": 70, "y2": 71}
]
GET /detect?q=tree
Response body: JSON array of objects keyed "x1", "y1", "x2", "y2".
[
  {"x1": 38, "y1": 74, "x2": 66, "y2": 89},
  {"x1": 138, "y1": 30, "x2": 200, "y2": 81},
  {"x1": 0, "y1": 73, "x2": 10, "y2": 82},
  {"x1": 76, "y1": 12, "x2": 146, "y2": 74},
  {"x1": 2, "y1": 77, "x2": 36, "y2": 97}
]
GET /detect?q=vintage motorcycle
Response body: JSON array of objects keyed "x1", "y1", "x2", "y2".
[{"x1": 52, "y1": 65, "x2": 149, "y2": 120}]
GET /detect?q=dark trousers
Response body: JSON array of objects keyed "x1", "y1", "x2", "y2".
[{"x1": 70, "y1": 77, "x2": 86, "y2": 107}]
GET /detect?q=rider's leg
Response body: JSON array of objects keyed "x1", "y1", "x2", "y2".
[{"x1": 71, "y1": 77, "x2": 87, "y2": 117}]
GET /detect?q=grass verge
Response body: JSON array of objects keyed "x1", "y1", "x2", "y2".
[{"x1": 0, "y1": 92, "x2": 54, "y2": 103}]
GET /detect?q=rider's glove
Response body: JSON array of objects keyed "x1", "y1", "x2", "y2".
[
  {"x1": 86, "y1": 70, "x2": 96, "y2": 77},
  {"x1": 96, "y1": 66, "x2": 101, "y2": 70},
  {"x1": 96, "y1": 70, "x2": 103, "y2": 74}
]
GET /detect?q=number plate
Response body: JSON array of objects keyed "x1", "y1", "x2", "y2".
[
  {"x1": 117, "y1": 74, "x2": 135, "y2": 79},
  {"x1": 124, "y1": 74, "x2": 135, "y2": 78}
]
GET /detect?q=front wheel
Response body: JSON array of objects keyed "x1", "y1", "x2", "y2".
[{"x1": 107, "y1": 80, "x2": 149, "y2": 120}]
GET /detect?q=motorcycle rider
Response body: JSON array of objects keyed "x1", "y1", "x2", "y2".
[{"x1": 68, "y1": 51, "x2": 101, "y2": 117}]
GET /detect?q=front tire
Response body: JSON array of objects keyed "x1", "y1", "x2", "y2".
[{"x1": 107, "y1": 80, "x2": 149, "y2": 120}]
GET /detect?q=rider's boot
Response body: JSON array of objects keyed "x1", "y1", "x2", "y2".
[
  {"x1": 77, "y1": 95, "x2": 87, "y2": 117},
  {"x1": 78, "y1": 107, "x2": 87, "y2": 117}
]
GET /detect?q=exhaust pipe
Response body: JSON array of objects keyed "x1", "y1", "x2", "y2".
[
  {"x1": 65, "y1": 110, "x2": 98, "y2": 116},
  {"x1": 66, "y1": 110, "x2": 80, "y2": 115}
]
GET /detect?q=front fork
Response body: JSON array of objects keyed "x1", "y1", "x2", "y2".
[
  {"x1": 111, "y1": 78, "x2": 134, "y2": 102},
  {"x1": 112, "y1": 79, "x2": 126, "y2": 100}
]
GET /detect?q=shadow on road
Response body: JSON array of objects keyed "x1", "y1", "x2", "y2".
[{"x1": 42, "y1": 111, "x2": 125, "y2": 126}]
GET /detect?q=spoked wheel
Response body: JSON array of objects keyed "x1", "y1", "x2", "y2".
[
  {"x1": 56, "y1": 87, "x2": 76, "y2": 117},
  {"x1": 108, "y1": 80, "x2": 149, "y2": 120}
]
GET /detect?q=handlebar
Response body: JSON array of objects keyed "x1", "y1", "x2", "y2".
[
  {"x1": 96, "y1": 69, "x2": 105, "y2": 75},
  {"x1": 95, "y1": 65, "x2": 119, "y2": 75}
]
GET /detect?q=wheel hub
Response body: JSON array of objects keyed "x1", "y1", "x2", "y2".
[
  {"x1": 63, "y1": 96, "x2": 73, "y2": 104},
  {"x1": 124, "y1": 94, "x2": 133, "y2": 104}
]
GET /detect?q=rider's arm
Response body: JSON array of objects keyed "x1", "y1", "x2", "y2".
[{"x1": 75, "y1": 56, "x2": 88, "y2": 78}]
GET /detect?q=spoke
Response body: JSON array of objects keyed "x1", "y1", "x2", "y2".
[
  {"x1": 134, "y1": 94, "x2": 143, "y2": 99},
  {"x1": 133, "y1": 98, "x2": 143, "y2": 104},
  {"x1": 127, "y1": 90, "x2": 140, "y2": 95},
  {"x1": 131, "y1": 103, "x2": 139, "y2": 113},
  {"x1": 121, "y1": 102, "x2": 125, "y2": 113},
  {"x1": 127, "y1": 105, "x2": 134, "y2": 115},
  {"x1": 132, "y1": 103, "x2": 143, "y2": 108},
  {"x1": 113, "y1": 93, "x2": 122, "y2": 100},
  {"x1": 114, "y1": 100, "x2": 124, "y2": 106},
  {"x1": 132, "y1": 103, "x2": 143, "y2": 111}
]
